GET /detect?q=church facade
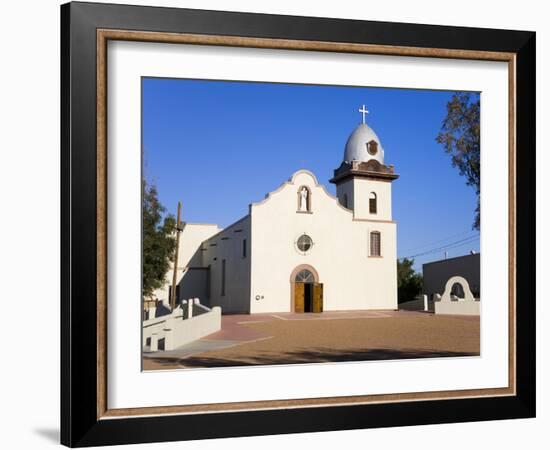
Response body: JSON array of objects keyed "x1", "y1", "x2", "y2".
[{"x1": 155, "y1": 112, "x2": 399, "y2": 314}]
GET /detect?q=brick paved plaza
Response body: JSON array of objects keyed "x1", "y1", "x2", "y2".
[{"x1": 143, "y1": 310, "x2": 480, "y2": 370}]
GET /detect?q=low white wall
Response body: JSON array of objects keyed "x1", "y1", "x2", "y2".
[
  {"x1": 435, "y1": 300, "x2": 480, "y2": 316},
  {"x1": 143, "y1": 302, "x2": 222, "y2": 351},
  {"x1": 433, "y1": 276, "x2": 480, "y2": 316},
  {"x1": 163, "y1": 306, "x2": 221, "y2": 351}
]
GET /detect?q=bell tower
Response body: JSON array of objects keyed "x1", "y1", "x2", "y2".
[{"x1": 330, "y1": 105, "x2": 399, "y2": 221}]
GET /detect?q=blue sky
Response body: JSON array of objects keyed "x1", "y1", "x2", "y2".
[{"x1": 142, "y1": 78, "x2": 480, "y2": 271}]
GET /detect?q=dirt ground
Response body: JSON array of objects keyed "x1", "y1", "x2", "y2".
[{"x1": 143, "y1": 311, "x2": 480, "y2": 370}]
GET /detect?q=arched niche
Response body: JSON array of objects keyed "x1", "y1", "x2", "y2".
[
  {"x1": 297, "y1": 185, "x2": 312, "y2": 212},
  {"x1": 441, "y1": 276, "x2": 475, "y2": 302}
]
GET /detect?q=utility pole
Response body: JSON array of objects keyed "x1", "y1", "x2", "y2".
[{"x1": 170, "y1": 201, "x2": 183, "y2": 311}]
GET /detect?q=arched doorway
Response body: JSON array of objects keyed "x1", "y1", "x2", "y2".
[{"x1": 290, "y1": 265, "x2": 323, "y2": 313}]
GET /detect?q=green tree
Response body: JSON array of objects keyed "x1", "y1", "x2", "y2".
[
  {"x1": 397, "y1": 258, "x2": 423, "y2": 304},
  {"x1": 142, "y1": 180, "x2": 176, "y2": 300},
  {"x1": 436, "y1": 92, "x2": 480, "y2": 230}
]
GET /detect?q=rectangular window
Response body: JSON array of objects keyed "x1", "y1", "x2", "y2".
[
  {"x1": 370, "y1": 232, "x2": 381, "y2": 257},
  {"x1": 242, "y1": 239, "x2": 247, "y2": 258},
  {"x1": 221, "y1": 259, "x2": 226, "y2": 296}
]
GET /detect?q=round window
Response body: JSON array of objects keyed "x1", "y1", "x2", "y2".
[{"x1": 296, "y1": 234, "x2": 313, "y2": 253}]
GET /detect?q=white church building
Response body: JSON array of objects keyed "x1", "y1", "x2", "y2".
[{"x1": 155, "y1": 108, "x2": 399, "y2": 314}]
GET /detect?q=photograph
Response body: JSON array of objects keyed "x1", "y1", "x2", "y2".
[{"x1": 141, "y1": 79, "x2": 482, "y2": 371}]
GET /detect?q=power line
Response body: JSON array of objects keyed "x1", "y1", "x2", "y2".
[
  {"x1": 400, "y1": 234, "x2": 479, "y2": 260},
  {"x1": 399, "y1": 230, "x2": 477, "y2": 254},
  {"x1": 410, "y1": 240, "x2": 480, "y2": 261},
  {"x1": 403, "y1": 236, "x2": 479, "y2": 259}
]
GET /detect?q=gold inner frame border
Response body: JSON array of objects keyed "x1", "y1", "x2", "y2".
[{"x1": 96, "y1": 28, "x2": 516, "y2": 420}]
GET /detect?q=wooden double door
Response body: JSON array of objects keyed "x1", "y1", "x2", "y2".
[{"x1": 295, "y1": 282, "x2": 323, "y2": 313}]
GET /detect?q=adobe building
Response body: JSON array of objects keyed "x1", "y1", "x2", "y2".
[{"x1": 154, "y1": 108, "x2": 400, "y2": 314}]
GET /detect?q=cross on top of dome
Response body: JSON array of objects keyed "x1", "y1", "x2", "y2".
[{"x1": 358, "y1": 104, "x2": 369, "y2": 124}]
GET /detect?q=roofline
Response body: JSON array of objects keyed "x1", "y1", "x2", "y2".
[
  {"x1": 330, "y1": 171, "x2": 400, "y2": 184},
  {"x1": 249, "y1": 169, "x2": 354, "y2": 216},
  {"x1": 289, "y1": 169, "x2": 320, "y2": 185},
  {"x1": 202, "y1": 214, "x2": 250, "y2": 242},
  {"x1": 422, "y1": 253, "x2": 480, "y2": 267},
  {"x1": 182, "y1": 222, "x2": 221, "y2": 227}
]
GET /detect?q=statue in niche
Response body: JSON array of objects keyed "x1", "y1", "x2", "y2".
[{"x1": 299, "y1": 187, "x2": 309, "y2": 212}]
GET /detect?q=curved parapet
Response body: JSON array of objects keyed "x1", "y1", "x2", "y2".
[
  {"x1": 250, "y1": 169, "x2": 353, "y2": 216},
  {"x1": 441, "y1": 276, "x2": 476, "y2": 303},
  {"x1": 434, "y1": 276, "x2": 479, "y2": 316}
]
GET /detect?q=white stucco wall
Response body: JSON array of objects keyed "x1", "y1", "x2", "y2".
[
  {"x1": 249, "y1": 170, "x2": 398, "y2": 313},
  {"x1": 337, "y1": 177, "x2": 393, "y2": 221},
  {"x1": 178, "y1": 268, "x2": 210, "y2": 306},
  {"x1": 202, "y1": 216, "x2": 252, "y2": 314},
  {"x1": 434, "y1": 299, "x2": 480, "y2": 316},
  {"x1": 336, "y1": 179, "x2": 354, "y2": 210},
  {"x1": 142, "y1": 304, "x2": 222, "y2": 351},
  {"x1": 152, "y1": 222, "x2": 221, "y2": 305},
  {"x1": 178, "y1": 223, "x2": 222, "y2": 267}
]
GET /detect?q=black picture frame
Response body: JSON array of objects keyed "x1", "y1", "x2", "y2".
[{"x1": 61, "y1": 1, "x2": 536, "y2": 447}]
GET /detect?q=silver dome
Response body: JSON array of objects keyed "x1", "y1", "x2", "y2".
[{"x1": 343, "y1": 123, "x2": 385, "y2": 164}]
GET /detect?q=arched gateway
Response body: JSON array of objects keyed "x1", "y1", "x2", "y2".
[{"x1": 290, "y1": 265, "x2": 323, "y2": 313}]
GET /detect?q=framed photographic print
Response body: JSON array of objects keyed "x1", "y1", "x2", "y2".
[{"x1": 61, "y1": 1, "x2": 536, "y2": 447}]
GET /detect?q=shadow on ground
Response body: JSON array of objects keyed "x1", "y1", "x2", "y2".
[
  {"x1": 146, "y1": 347, "x2": 479, "y2": 369},
  {"x1": 34, "y1": 428, "x2": 59, "y2": 443}
]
